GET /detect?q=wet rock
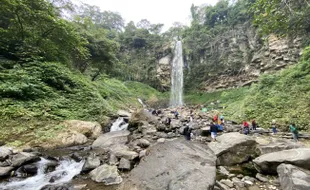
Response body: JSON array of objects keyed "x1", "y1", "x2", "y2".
[
  {"x1": 0, "y1": 161, "x2": 9, "y2": 167},
  {"x1": 120, "y1": 139, "x2": 216, "y2": 190},
  {"x1": 70, "y1": 153, "x2": 83, "y2": 162},
  {"x1": 0, "y1": 166, "x2": 14, "y2": 177},
  {"x1": 256, "y1": 173, "x2": 268, "y2": 182},
  {"x1": 0, "y1": 147, "x2": 13, "y2": 161},
  {"x1": 218, "y1": 166, "x2": 230, "y2": 176},
  {"x1": 220, "y1": 179, "x2": 234, "y2": 188},
  {"x1": 40, "y1": 184, "x2": 71, "y2": 190},
  {"x1": 136, "y1": 139, "x2": 151, "y2": 148},
  {"x1": 253, "y1": 148, "x2": 310, "y2": 174},
  {"x1": 10, "y1": 152, "x2": 40, "y2": 167},
  {"x1": 92, "y1": 130, "x2": 130, "y2": 150},
  {"x1": 208, "y1": 133, "x2": 258, "y2": 166},
  {"x1": 117, "y1": 110, "x2": 131, "y2": 118},
  {"x1": 22, "y1": 163, "x2": 38, "y2": 175},
  {"x1": 258, "y1": 139, "x2": 304, "y2": 154},
  {"x1": 139, "y1": 150, "x2": 147, "y2": 158},
  {"x1": 216, "y1": 181, "x2": 230, "y2": 190},
  {"x1": 118, "y1": 158, "x2": 131, "y2": 170},
  {"x1": 232, "y1": 177, "x2": 245, "y2": 188},
  {"x1": 108, "y1": 154, "x2": 118, "y2": 165},
  {"x1": 82, "y1": 155, "x2": 100, "y2": 171},
  {"x1": 157, "y1": 138, "x2": 165, "y2": 143},
  {"x1": 63, "y1": 120, "x2": 102, "y2": 139},
  {"x1": 89, "y1": 164, "x2": 123, "y2": 185},
  {"x1": 277, "y1": 164, "x2": 310, "y2": 190},
  {"x1": 112, "y1": 149, "x2": 138, "y2": 160}
]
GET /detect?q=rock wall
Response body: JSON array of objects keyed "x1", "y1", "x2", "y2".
[{"x1": 155, "y1": 24, "x2": 303, "y2": 92}]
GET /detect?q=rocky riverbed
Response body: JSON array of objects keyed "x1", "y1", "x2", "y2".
[{"x1": 0, "y1": 107, "x2": 310, "y2": 190}]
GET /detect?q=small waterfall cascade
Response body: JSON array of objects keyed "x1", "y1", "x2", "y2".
[
  {"x1": 0, "y1": 158, "x2": 84, "y2": 190},
  {"x1": 110, "y1": 117, "x2": 129, "y2": 132},
  {"x1": 170, "y1": 41, "x2": 184, "y2": 107}
]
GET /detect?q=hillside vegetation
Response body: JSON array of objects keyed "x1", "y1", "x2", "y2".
[
  {"x1": 0, "y1": 60, "x2": 164, "y2": 146},
  {"x1": 186, "y1": 47, "x2": 310, "y2": 131}
]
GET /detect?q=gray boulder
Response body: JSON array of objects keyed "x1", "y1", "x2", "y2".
[
  {"x1": 112, "y1": 148, "x2": 138, "y2": 160},
  {"x1": 0, "y1": 147, "x2": 13, "y2": 161},
  {"x1": 62, "y1": 120, "x2": 102, "y2": 139},
  {"x1": 136, "y1": 138, "x2": 150, "y2": 148},
  {"x1": 208, "y1": 132, "x2": 258, "y2": 166},
  {"x1": 120, "y1": 139, "x2": 216, "y2": 190},
  {"x1": 10, "y1": 152, "x2": 39, "y2": 167},
  {"x1": 253, "y1": 148, "x2": 310, "y2": 174},
  {"x1": 92, "y1": 130, "x2": 130, "y2": 149},
  {"x1": 0, "y1": 166, "x2": 14, "y2": 176},
  {"x1": 82, "y1": 155, "x2": 101, "y2": 171},
  {"x1": 89, "y1": 164, "x2": 122, "y2": 185},
  {"x1": 277, "y1": 164, "x2": 310, "y2": 190},
  {"x1": 118, "y1": 158, "x2": 131, "y2": 170},
  {"x1": 258, "y1": 139, "x2": 304, "y2": 154}
]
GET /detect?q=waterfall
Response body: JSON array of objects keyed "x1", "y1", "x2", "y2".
[
  {"x1": 110, "y1": 117, "x2": 128, "y2": 132},
  {"x1": 170, "y1": 41, "x2": 184, "y2": 107}
]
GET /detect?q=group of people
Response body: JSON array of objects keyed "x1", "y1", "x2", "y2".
[
  {"x1": 242, "y1": 119, "x2": 299, "y2": 142},
  {"x1": 164, "y1": 109, "x2": 300, "y2": 143}
]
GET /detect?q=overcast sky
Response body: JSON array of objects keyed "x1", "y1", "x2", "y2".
[{"x1": 75, "y1": 0, "x2": 219, "y2": 29}]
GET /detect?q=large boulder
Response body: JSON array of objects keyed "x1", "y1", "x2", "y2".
[
  {"x1": 82, "y1": 154, "x2": 101, "y2": 171},
  {"x1": 258, "y1": 139, "x2": 304, "y2": 154},
  {"x1": 10, "y1": 152, "x2": 40, "y2": 167},
  {"x1": 117, "y1": 110, "x2": 131, "y2": 118},
  {"x1": 208, "y1": 133, "x2": 258, "y2": 166},
  {"x1": 0, "y1": 166, "x2": 14, "y2": 176},
  {"x1": 120, "y1": 139, "x2": 216, "y2": 190},
  {"x1": 277, "y1": 164, "x2": 310, "y2": 190},
  {"x1": 89, "y1": 164, "x2": 123, "y2": 185},
  {"x1": 0, "y1": 147, "x2": 13, "y2": 161},
  {"x1": 253, "y1": 148, "x2": 310, "y2": 174},
  {"x1": 92, "y1": 130, "x2": 130, "y2": 150},
  {"x1": 55, "y1": 131, "x2": 88, "y2": 147},
  {"x1": 63, "y1": 120, "x2": 102, "y2": 139},
  {"x1": 129, "y1": 109, "x2": 157, "y2": 128}
]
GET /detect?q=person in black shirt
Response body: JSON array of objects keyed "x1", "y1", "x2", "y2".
[{"x1": 210, "y1": 122, "x2": 218, "y2": 141}]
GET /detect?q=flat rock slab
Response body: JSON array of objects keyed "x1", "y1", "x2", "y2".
[
  {"x1": 92, "y1": 130, "x2": 130, "y2": 149},
  {"x1": 208, "y1": 132, "x2": 258, "y2": 166},
  {"x1": 277, "y1": 164, "x2": 310, "y2": 190},
  {"x1": 258, "y1": 139, "x2": 304, "y2": 154},
  {"x1": 120, "y1": 139, "x2": 216, "y2": 190},
  {"x1": 253, "y1": 148, "x2": 310, "y2": 174}
]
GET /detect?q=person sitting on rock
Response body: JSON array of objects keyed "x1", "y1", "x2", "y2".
[
  {"x1": 183, "y1": 124, "x2": 192, "y2": 141},
  {"x1": 289, "y1": 123, "x2": 298, "y2": 142},
  {"x1": 174, "y1": 110, "x2": 179, "y2": 119},
  {"x1": 210, "y1": 122, "x2": 218, "y2": 141},
  {"x1": 271, "y1": 120, "x2": 277, "y2": 135},
  {"x1": 243, "y1": 121, "x2": 250, "y2": 135},
  {"x1": 252, "y1": 120, "x2": 257, "y2": 130}
]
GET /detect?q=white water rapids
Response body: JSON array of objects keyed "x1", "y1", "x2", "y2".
[
  {"x1": 110, "y1": 117, "x2": 128, "y2": 132},
  {"x1": 170, "y1": 41, "x2": 184, "y2": 107},
  {"x1": 0, "y1": 158, "x2": 84, "y2": 190}
]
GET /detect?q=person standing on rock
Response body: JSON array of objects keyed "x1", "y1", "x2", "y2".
[
  {"x1": 243, "y1": 121, "x2": 250, "y2": 135},
  {"x1": 252, "y1": 120, "x2": 257, "y2": 130},
  {"x1": 210, "y1": 122, "x2": 218, "y2": 141},
  {"x1": 271, "y1": 120, "x2": 277, "y2": 135},
  {"x1": 183, "y1": 124, "x2": 192, "y2": 141},
  {"x1": 289, "y1": 123, "x2": 298, "y2": 142}
]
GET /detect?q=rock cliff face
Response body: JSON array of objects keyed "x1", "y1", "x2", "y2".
[{"x1": 156, "y1": 24, "x2": 303, "y2": 92}]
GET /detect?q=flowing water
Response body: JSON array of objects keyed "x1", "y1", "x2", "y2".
[
  {"x1": 0, "y1": 158, "x2": 84, "y2": 190},
  {"x1": 110, "y1": 117, "x2": 128, "y2": 132},
  {"x1": 170, "y1": 41, "x2": 184, "y2": 107}
]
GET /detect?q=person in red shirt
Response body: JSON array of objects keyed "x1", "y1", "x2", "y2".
[
  {"x1": 213, "y1": 115, "x2": 218, "y2": 122},
  {"x1": 243, "y1": 121, "x2": 250, "y2": 135}
]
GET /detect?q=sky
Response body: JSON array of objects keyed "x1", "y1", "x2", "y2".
[{"x1": 75, "y1": 0, "x2": 219, "y2": 30}]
